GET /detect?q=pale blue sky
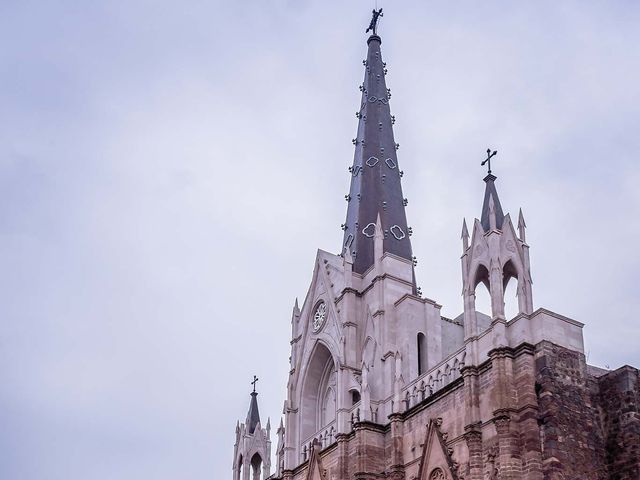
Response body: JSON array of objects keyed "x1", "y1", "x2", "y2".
[{"x1": 1, "y1": 1, "x2": 639, "y2": 479}]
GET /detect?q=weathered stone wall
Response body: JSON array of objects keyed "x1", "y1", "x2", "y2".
[
  {"x1": 598, "y1": 366, "x2": 640, "y2": 480},
  {"x1": 535, "y1": 341, "x2": 607, "y2": 480}
]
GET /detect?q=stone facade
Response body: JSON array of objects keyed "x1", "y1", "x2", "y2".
[
  {"x1": 232, "y1": 25, "x2": 640, "y2": 480},
  {"x1": 269, "y1": 341, "x2": 639, "y2": 480}
]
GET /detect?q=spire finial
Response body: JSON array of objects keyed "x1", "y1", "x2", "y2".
[
  {"x1": 251, "y1": 375, "x2": 259, "y2": 394},
  {"x1": 482, "y1": 148, "x2": 498, "y2": 176},
  {"x1": 518, "y1": 208, "x2": 527, "y2": 242},
  {"x1": 366, "y1": 8, "x2": 383, "y2": 36},
  {"x1": 461, "y1": 218, "x2": 469, "y2": 251}
]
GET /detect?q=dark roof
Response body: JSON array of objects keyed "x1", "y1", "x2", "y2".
[
  {"x1": 342, "y1": 34, "x2": 413, "y2": 275},
  {"x1": 480, "y1": 174, "x2": 505, "y2": 231},
  {"x1": 246, "y1": 392, "x2": 261, "y2": 434}
]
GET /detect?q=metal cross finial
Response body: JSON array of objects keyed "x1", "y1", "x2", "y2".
[
  {"x1": 366, "y1": 8, "x2": 383, "y2": 35},
  {"x1": 482, "y1": 148, "x2": 498, "y2": 175},
  {"x1": 251, "y1": 375, "x2": 259, "y2": 393}
]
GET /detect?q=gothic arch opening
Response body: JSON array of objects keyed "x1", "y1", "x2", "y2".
[
  {"x1": 250, "y1": 453, "x2": 263, "y2": 480},
  {"x1": 300, "y1": 342, "x2": 337, "y2": 443},
  {"x1": 237, "y1": 455, "x2": 243, "y2": 480},
  {"x1": 473, "y1": 264, "x2": 491, "y2": 316},
  {"x1": 417, "y1": 332, "x2": 427, "y2": 375},
  {"x1": 503, "y1": 260, "x2": 519, "y2": 320}
]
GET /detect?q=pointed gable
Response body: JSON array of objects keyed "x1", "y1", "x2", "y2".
[
  {"x1": 305, "y1": 439, "x2": 328, "y2": 480},
  {"x1": 417, "y1": 419, "x2": 459, "y2": 480}
]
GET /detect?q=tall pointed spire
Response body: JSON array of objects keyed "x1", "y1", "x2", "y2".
[
  {"x1": 480, "y1": 174, "x2": 505, "y2": 231},
  {"x1": 342, "y1": 27, "x2": 413, "y2": 275}
]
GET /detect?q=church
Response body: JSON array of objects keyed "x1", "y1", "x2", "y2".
[{"x1": 232, "y1": 12, "x2": 640, "y2": 480}]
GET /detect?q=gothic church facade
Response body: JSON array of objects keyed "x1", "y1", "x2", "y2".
[{"x1": 232, "y1": 24, "x2": 640, "y2": 480}]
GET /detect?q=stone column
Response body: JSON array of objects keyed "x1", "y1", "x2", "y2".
[
  {"x1": 494, "y1": 414, "x2": 522, "y2": 480},
  {"x1": 462, "y1": 365, "x2": 481, "y2": 430},
  {"x1": 462, "y1": 363, "x2": 483, "y2": 480},
  {"x1": 242, "y1": 457, "x2": 250, "y2": 480},
  {"x1": 388, "y1": 413, "x2": 405, "y2": 480},
  {"x1": 335, "y1": 433, "x2": 350, "y2": 480},
  {"x1": 514, "y1": 349, "x2": 543, "y2": 479},
  {"x1": 489, "y1": 258, "x2": 505, "y2": 320},
  {"x1": 464, "y1": 426, "x2": 484, "y2": 480},
  {"x1": 283, "y1": 403, "x2": 297, "y2": 470},
  {"x1": 463, "y1": 289, "x2": 478, "y2": 341}
]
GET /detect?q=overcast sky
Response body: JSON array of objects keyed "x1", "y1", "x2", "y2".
[{"x1": 1, "y1": 1, "x2": 639, "y2": 479}]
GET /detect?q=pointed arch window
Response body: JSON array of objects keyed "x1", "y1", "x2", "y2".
[
  {"x1": 417, "y1": 332, "x2": 427, "y2": 375},
  {"x1": 300, "y1": 343, "x2": 336, "y2": 443}
]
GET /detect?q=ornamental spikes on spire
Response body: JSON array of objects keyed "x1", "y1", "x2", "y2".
[{"x1": 342, "y1": 26, "x2": 413, "y2": 276}]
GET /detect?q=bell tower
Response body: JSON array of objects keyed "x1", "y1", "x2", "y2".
[
  {"x1": 232, "y1": 379, "x2": 271, "y2": 480},
  {"x1": 460, "y1": 166, "x2": 534, "y2": 341}
]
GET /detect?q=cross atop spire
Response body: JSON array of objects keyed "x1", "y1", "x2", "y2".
[
  {"x1": 366, "y1": 8, "x2": 383, "y2": 36},
  {"x1": 246, "y1": 381, "x2": 261, "y2": 434},
  {"x1": 342, "y1": 21, "x2": 414, "y2": 277},
  {"x1": 482, "y1": 148, "x2": 497, "y2": 175}
]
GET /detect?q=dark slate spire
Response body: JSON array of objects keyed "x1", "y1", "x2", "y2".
[
  {"x1": 246, "y1": 391, "x2": 261, "y2": 434},
  {"x1": 480, "y1": 174, "x2": 505, "y2": 231},
  {"x1": 342, "y1": 33, "x2": 413, "y2": 275}
]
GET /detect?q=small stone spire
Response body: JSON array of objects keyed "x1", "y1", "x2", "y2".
[
  {"x1": 342, "y1": 26, "x2": 413, "y2": 276},
  {"x1": 480, "y1": 174, "x2": 505, "y2": 231},
  {"x1": 518, "y1": 208, "x2": 527, "y2": 242},
  {"x1": 246, "y1": 376, "x2": 261, "y2": 434},
  {"x1": 233, "y1": 377, "x2": 271, "y2": 480},
  {"x1": 461, "y1": 218, "x2": 469, "y2": 251}
]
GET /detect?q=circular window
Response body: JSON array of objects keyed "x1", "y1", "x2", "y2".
[{"x1": 312, "y1": 302, "x2": 327, "y2": 332}]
